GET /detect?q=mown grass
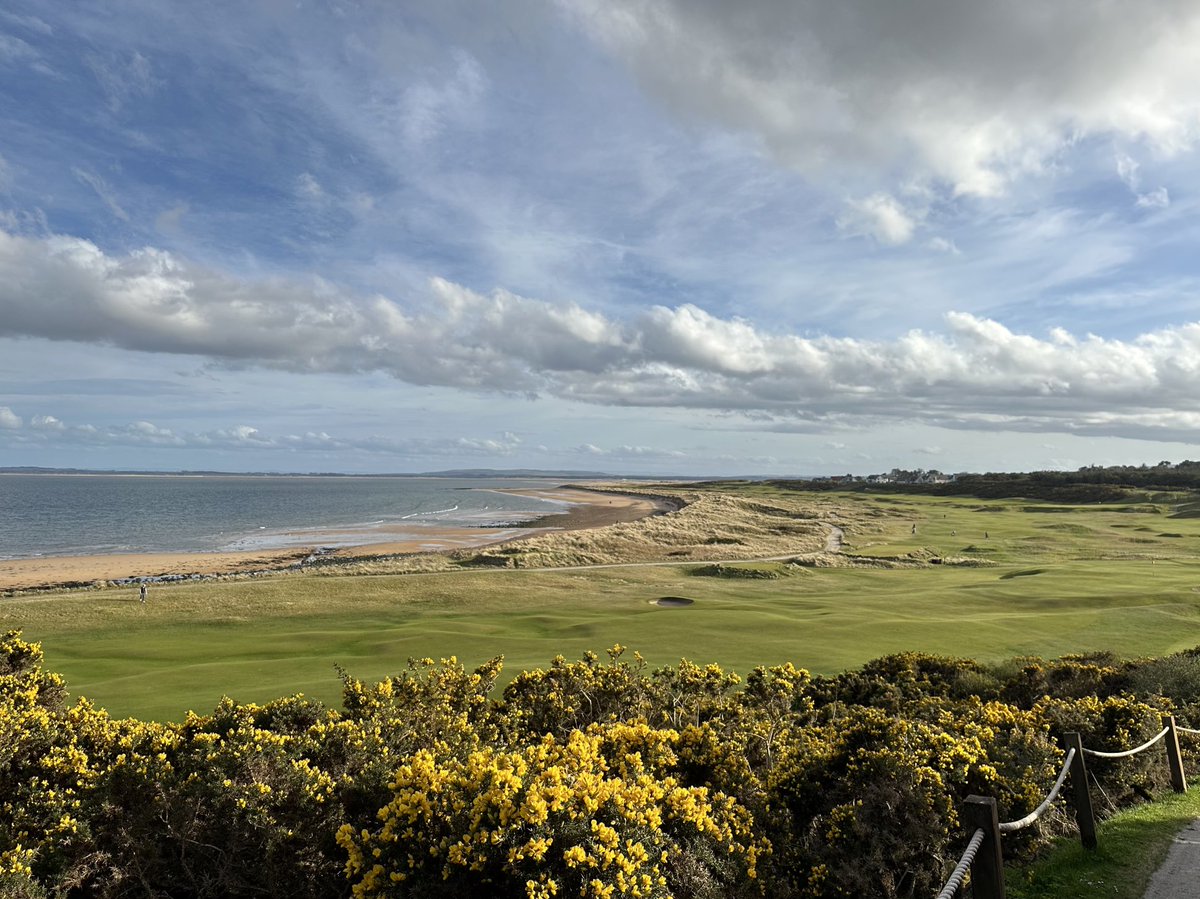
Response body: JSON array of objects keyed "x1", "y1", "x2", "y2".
[
  {"x1": 7, "y1": 486, "x2": 1200, "y2": 721},
  {"x1": 1006, "y1": 788, "x2": 1200, "y2": 899}
]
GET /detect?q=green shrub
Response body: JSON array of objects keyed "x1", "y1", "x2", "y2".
[
  {"x1": 999, "y1": 652, "x2": 1125, "y2": 707},
  {"x1": 690, "y1": 564, "x2": 784, "y2": 580},
  {"x1": 1033, "y1": 694, "x2": 1168, "y2": 812}
]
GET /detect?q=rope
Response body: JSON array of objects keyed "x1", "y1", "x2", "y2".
[
  {"x1": 1177, "y1": 725, "x2": 1200, "y2": 735},
  {"x1": 1089, "y1": 767, "x2": 1117, "y2": 816},
  {"x1": 1081, "y1": 727, "x2": 1169, "y2": 759},
  {"x1": 934, "y1": 828, "x2": 986, "y2": 899},
  {"x1": 998, "y1": 747, "x2": 1075, "y2": 833}
]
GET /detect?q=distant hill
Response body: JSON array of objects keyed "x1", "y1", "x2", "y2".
[{"x1": 419, "y1": 468, "x2": 615, "y2": 479}]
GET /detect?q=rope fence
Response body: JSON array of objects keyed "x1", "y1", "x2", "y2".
[
  {"x1": 933, "y1": 715, "x2": 1191, "y2": 899},
  {"x1": 933, "y1": 828, "x2": 985, "y2": 899},
  {"x1": 998, "y1": 747, "x2": 1075, "y2": 833},
  {"x1": 1080, "y1": 726, "x2": 1169, "y2": 759}
]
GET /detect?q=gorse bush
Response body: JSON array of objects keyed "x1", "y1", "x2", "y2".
[
  {"x1": 338, "y1": 726, "x2": 763, "y2": 899},
  {"x1": 0, "y1": 629, "x2": 1192, "y2": 898}
]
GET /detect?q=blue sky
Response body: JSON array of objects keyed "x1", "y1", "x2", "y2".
[{"x1": 5, "y1": 1, "x2": 1200, "y2": 475}]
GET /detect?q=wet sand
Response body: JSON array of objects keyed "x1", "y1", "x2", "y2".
[{"x1": 0, "y1": 487, "x2": 667, "y2": 592}]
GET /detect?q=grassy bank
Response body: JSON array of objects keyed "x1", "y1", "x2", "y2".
[
  {"x1": 6, "y1": 486, "x2": 1200, "y2": 720},
  {"x1": 1007, "y1": 789, "x2": 1200, "y2": 899}
]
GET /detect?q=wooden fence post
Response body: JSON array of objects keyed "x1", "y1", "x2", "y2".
[
  {"x1": 1063, "y1": 732, "x2": 1097, "y2": 850},
  {"x1": 963, "y1": 795, "x2": 1005, "y2": 899},
  {"x1": 1163, "y1": 715, "x2": 1188, "y2": 794}
]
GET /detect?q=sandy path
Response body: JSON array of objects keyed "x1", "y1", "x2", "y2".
[{"x1": 0, "y1": 488, "x2": 667, "y2": 592}]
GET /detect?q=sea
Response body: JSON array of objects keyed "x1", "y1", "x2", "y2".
[{"x1": 0, "y1": 474, "x2": 577, "y2": 560}]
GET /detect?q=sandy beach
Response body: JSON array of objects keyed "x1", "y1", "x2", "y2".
[{"x1": 0, "y1": 487, "x2": 666, "y2": 593}]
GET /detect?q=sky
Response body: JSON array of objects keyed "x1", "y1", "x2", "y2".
[{"x1": 5, "y1": 1, "x2": 1200, "y2": 475}]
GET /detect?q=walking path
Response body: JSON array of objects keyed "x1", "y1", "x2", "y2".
[{"x1": 1143, "y1": 818, "x2": 1200, "y2": 898}]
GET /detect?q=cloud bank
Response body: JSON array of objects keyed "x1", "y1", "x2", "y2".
[
  {"x1": 563, "y1": 0, "x2": 1200, "y2": 196},
  {"x1": 0, "y1": 408, "x2": 530, "y2": 460},
  {"x1": 0, "y1": 411, "x2": 706, "y2": 465},
  {"x1": 5, "y1": 227, "x2": 1200, "y2": 441}
]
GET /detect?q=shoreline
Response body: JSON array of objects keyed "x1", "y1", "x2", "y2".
[{"x1": 0, "y1": 487, "x2": 670, "y2": 594}]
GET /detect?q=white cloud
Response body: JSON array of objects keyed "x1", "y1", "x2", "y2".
[
  {"x1": 1117, "y1": 153, "x2": 1140, "y2": 190},
  {"x1": 0, "y1": 405, "x2": 528, "y2": 456},
  {"x1": 71, "y1": 167, "x2": 130, "y2": 221},
  {"x1": 84, "y1": 50, "x2": 158, "y2": 112},
  {"x1": 398, "y1": 50, "x2": 487, "y2": 146},
  {"x1": 114, "y1": 421, "x2": 184, "y2": 445},
  {"x1": 0, "y1": 407, "x2": 707, "y2": 465},
  {"x1": 9, "y1": 227, "x2": 1200, "y2": 441},
  {"x1": 155, "y1": 202, "x2": 188, "y2": 234},
  {"x1": 0, "y1": 33, "x2": 38, "y2": 66},
  {"x1": 215, "y1": 426, "x2": 271, "y2": 446},
  {"x1": 31, "y1": 414, "x2": 64, "y2": 430},
  {"x1": 1136, "y1": 187, "x2": 1171, "y2": 208},
  {"x1": 453, "y1": 432, "x2": 522, "y2": 455},
  {"x1": 347, "y1": 192, "x2": 376, "y2": 216},
  {"x1": 296, "y1": 172, "x2": 324, "y2": 199},
  {"x1": 837, "y1": 193, "x2": 917, "y2": 245},
  {"x1": 563, "y1": 0, "x2": 1200, "y2": 196},
  {"x1": 0, "y1": 409, "x2": 535, "y2": 460},
  {"x1": 572, "y1": 443, "x2": 686, "y2": 460},
  {"x1": 129, "y1": 420, "x2": 170, "y2": 435},
  {"x1": 1117, "y1": 152, "x2": 1171, "y2": 208},
  {"x1": 0, "y1": 12, "x2": 52, "y2": 36},
  {"x1": 926, "y1": 237, "x2": 960, "y2": 255}
]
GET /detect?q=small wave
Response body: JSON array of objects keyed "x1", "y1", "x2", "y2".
[{"x1": 400, "y1": 504, "x2": 460, "y2": 520}]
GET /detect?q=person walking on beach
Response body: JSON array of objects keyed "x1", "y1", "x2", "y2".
[{"x1": 139, "y1": 582, "x2": 147, "y2": 604}]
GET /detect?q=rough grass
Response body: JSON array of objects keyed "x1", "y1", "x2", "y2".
[
  {"x1": 476, "y1": 489, "x2": 830, "y2": 567},
  {"x1": 690, "y1": 562, "x2": 790, "y2": 579},
  {"x1": 9, "y1": 486, "x2": 1200, "y2": 721}
]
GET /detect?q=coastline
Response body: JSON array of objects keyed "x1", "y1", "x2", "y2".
[{"x1": 0, "y1": 487, "x2": 667, "y2": 593}]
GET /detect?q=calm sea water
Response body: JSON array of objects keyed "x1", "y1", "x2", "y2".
[{"x1": 0, "y1": 474, "x2": 571, "y2": 559}]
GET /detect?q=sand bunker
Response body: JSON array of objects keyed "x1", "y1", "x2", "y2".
[{"x1": 654, "y1": 596, "x2": 695, "y2": 607}]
